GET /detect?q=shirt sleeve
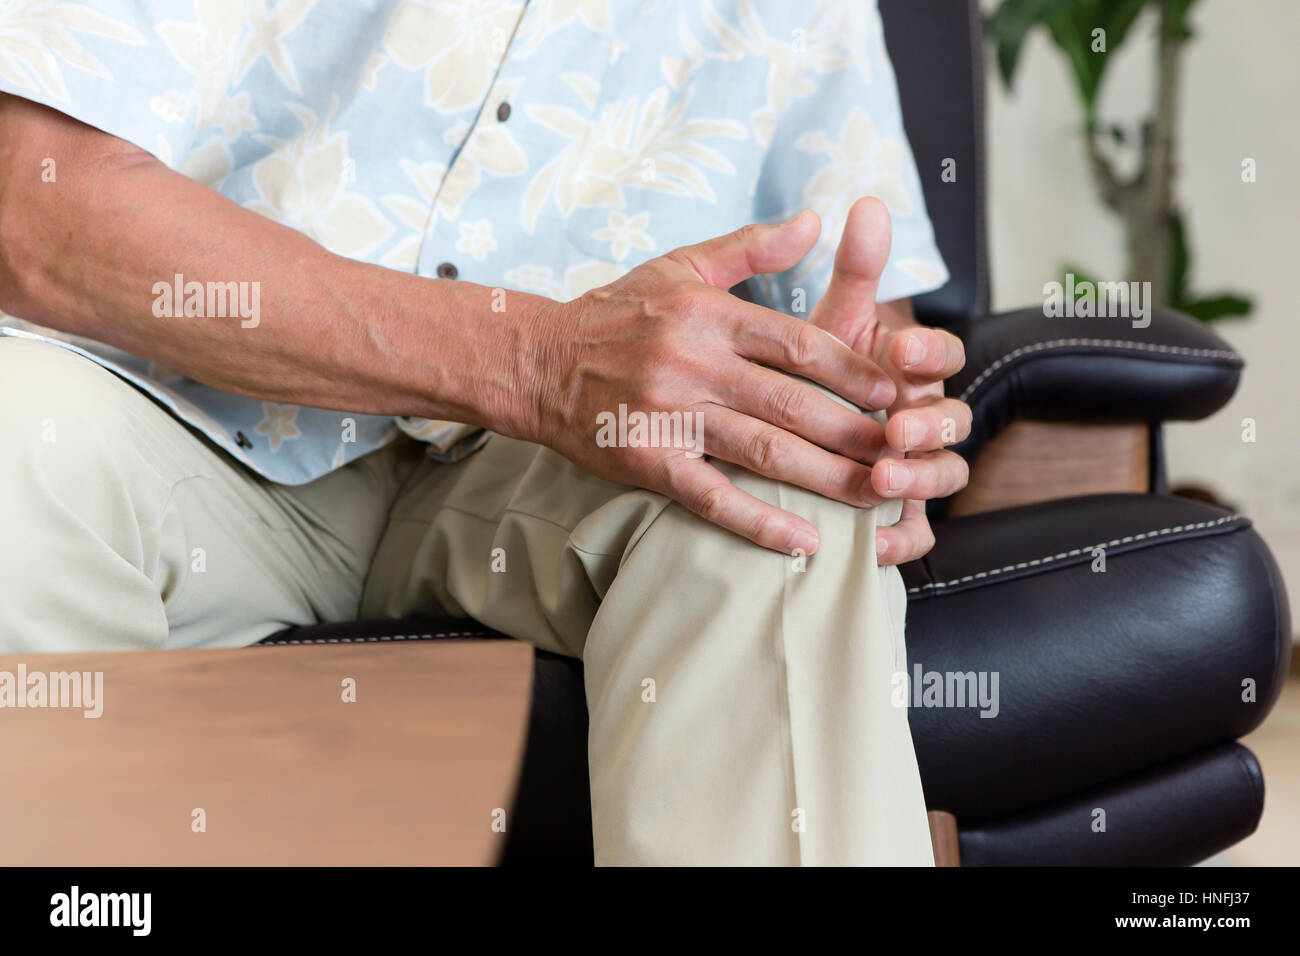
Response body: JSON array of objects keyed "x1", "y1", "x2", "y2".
[
  {"x1": 0, "y1": 0, "x2": 236, "y2": 168},
  {"x1": 747, "y1": 0, "x2": 949, "y2": 313}
]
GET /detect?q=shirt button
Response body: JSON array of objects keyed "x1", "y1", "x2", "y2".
[
  {"x1": 436, "y1": 262, "x2": 459, "y2": 280},
  {"x1": 496, "y1": 101, "x2": 511, "y2": 122}
]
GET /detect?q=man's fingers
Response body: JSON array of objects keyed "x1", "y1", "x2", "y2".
[
  {"x1": 668, "y1": 210, "x2": 821, "y2": 290},
  {"x1": 871, "y1": 448, "x2": 970, "y2": 500},
  {"x1": 725, "y1": 295, "x2": 895, "y2": 410},
  {"x1": 884, "y1": 397, "x2": 972, "y2": 452},
  {"x1": 887, "y1": 326, "x2": 966, "y2": 382},
  {"x1": 657, "y1": 454, "x2": 821, "y2": 555},
  {"x1": 697, "y1": 405, "x2": 883, "y2": 509},
  {"x1": 875, "y1": 498, "x2": 936, "y2": 566},
  {"x1": 721, "y1": 364, "x2": 888, "y2": 464},
  {"x1": 809, "y1": 196, "x2": 891, "y2": 345}
]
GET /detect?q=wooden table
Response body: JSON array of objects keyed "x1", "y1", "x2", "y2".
[{"x1": 0, "y1": 640, "x2": 533, "y2": 865}]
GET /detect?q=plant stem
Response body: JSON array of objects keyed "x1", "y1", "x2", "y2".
[{"x1": 1083, "y1": 0, "x2": 1186, "y2": 305}]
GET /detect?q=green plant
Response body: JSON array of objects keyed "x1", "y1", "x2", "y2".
[{"x1": 987, "y1": 0, "x2": 1252, "y2": 321}]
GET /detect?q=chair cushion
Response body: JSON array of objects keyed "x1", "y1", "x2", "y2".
[{"x1": 903, "y1": 493, "x2": 1289, "y2": 821}]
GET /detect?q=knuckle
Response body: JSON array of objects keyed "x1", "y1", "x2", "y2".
[
  {"x1": 748, "y1": 508, "x2": 781, "y2": 545},
  {"x1": 764, "y1": 379, "x2": 808, "y2": 426},
  {"x1": 654, "y1": 454, "x2": 695, "y2": 501},
  {"x1": 743, "y1": 426, "x2": 786, "y2": 473},
  {"x1": 782, "y1": 322, "x2": 818, "y2": 371},
  {"x1": 661, "y1": 248, "x2": 703, "y2": 281},
  {"x1": 736, "y1": 222, "x2": 762, "y2": 246},
  {"x1": 693, "y1": 482, "x2": 731, "y2": 523}
]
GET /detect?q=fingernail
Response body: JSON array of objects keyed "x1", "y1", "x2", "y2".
[
  {"x1": 868, "y1": 380, "x2": 894, "y2": 409},
  {"x1": 876, "y1": 534, "x2": 889, "y2": 558},
  {"x1": 789, "y1": 528, "x2": 819, "y2": 555},
  {"x1": 903, "y1": 334, "x2": 926, "y2": 369},
  {"x1": 886, "y1": 460, "x2": 909, "y2": 493},
  {"x1": 902, "y1": 417, "x2": 921, "y2": 451}
]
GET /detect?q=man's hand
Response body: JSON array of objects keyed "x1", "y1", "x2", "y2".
[
  {"x1": 810, "y1": 197, "x2": 971, "y2": 565},
  {"x1": 521, "y1": 212, "x2": 904, "y2": 557}
]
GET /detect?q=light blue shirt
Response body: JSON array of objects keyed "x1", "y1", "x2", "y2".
[{"x1": 0, "y1": 0, "x2": 948, "y2": 484}]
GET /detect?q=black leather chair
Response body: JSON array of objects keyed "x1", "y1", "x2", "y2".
[{"x1": 261, "y1": 0, "x2": 1291, "y2": 865}]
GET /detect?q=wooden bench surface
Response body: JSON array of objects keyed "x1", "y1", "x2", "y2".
[{"x1": 0, "y1": 640, "x2": 534, "y2": 865}]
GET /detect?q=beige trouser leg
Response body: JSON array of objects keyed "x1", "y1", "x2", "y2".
[
  {"x1": 0, "y1": 338, "x2": 414, "y2": 652},
  {"x1": 362, "y1": 429, "x2": 934, "y2": 866},
  {"x1": 3, "y1": 337, "x2": 931, "y2": 864}
]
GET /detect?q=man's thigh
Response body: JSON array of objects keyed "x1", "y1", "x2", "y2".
[
  {"x1": 0, "y1": 338, "x2": 413, "y2": 651},
  {"x1": 360, "y1": 433, "x2": 643, "y2": 655},
  {"x1": 160, "y1": 433, "x2": 419, "y2": 649},
  {"x1": 361, "y1": 425, "x2": 905, "y2": 661}
]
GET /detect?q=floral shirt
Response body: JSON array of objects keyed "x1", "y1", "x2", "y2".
[{"x1": 0, "y1": 0, "x2": 948, "y2": 484}]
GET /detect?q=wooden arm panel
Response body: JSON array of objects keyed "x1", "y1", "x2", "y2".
[{"x1": 947, "y1": 422, "x2": 1149, "y2": 517}]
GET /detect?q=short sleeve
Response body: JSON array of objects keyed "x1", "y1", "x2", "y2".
[
  {"x1": 0, "y1": 1, "x2": 233, "y2": 167},
  {"x1": 748, "y1": 0, "x2": 949, "y2": 312}
]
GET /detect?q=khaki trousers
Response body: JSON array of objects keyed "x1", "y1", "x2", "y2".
[{"x1": 0, "y1": 337, "x2": 933, "y2": 866}]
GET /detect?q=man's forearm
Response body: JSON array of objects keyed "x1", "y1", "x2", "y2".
[{"x1": 0, "y1": 96, "x2": 549, "y2": 436}]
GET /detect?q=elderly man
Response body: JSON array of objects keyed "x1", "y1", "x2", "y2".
[{"x1": 0, "y1": 0, "x2": 969, "y2": 865}]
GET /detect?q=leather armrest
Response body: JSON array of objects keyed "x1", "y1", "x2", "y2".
[
  {"x1": 957, "y1": 744, "x2": 1264, "y2": 866},
  {"x1": 947, "y1": 307, "x2": 1243, "y2": 463},
  {"x1": 902, "y1": 493, "x2": 1291, "y2": 821}
]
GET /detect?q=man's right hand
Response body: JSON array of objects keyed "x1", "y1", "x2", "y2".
[{"x1": 518, "y1": 212, "x2": 899, "y2": 557}]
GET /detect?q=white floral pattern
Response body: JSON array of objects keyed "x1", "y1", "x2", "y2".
[
  {"x1": 522, "y1": 86, "x2": 746, "y2": 231},
  {"x1": 0, "y1": 0, "x2": 144, "y2": 103},
  {"x1": 593, "y1": 210, "x2": 653, "y2": 261},
  {"x1": 379, "y1": 0, "x2": 525, "y2": 113},
  {"x1": 455, "y1": 217, "x2": 498, "y2": 261},
  {"x1": 255, "y1": 402, "x2": 302, "y2": 452},
  {"x1": 246, "y1": 96, "x2": 393, "y2": 257},
  {"x1": 0, "y1": 0, "x2": 946, "y2": 485},
  {"x1": 790, "y1": 106, "x2": 915, "y2": 286}
]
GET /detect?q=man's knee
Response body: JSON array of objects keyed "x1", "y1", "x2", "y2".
[
  {"x1": 0, "y1": 339, "x2": 187, "y2": 533},
  {"x1": 0, "y1": 338, "x2": 135, "y2": 444}
]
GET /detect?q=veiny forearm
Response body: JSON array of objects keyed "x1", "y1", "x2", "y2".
[{"x1": 0, "y1": 95, "x2": 550, "y2": 435}]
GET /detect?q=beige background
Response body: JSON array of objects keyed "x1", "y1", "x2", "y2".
[{"x1": 978, "y1": 0, "x2": 1299, "y2": 633}]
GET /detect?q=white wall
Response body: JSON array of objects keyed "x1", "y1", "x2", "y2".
[{"x1": 979, "y1": 0, "x2": 1300, "y2": 629}]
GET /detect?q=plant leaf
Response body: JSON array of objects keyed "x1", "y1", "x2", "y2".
[
  {"x1": 1042, "y1": 0, "x2": 1148, "y2": 123},
  {"x1": 1059, "y1": 261, "x2": 1100, "y2": 302},
  {"x1": 1180, "y1": 294, "x2": 1253, "y2": 322},
  {"x1": 1166, "y1": 0, "x2": 1203, "y2": 40},
  {"x1": 986, "y1": 0, "x2": 1067, "y2": 89}
]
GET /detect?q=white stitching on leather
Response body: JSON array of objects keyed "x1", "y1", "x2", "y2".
[
  {"x1": 907, "y1": 514, "x2": 1243, "y2": 595},
  {"x1": 257, "y1": 630, "x2": 500, "y2": 646},
  {"x1": 959, "y1": 338, "x2": 1241, "y2": 403}
]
